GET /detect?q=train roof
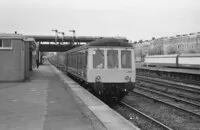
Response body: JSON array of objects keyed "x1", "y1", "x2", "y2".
[
  {"x1": 65, "y1": 38, "x2": 132, "y2": 53},
  {"x1": 146, "y1": 54, "x2": 178, "y2": 58},
  {"x1": 87, "y1": 38, "x2": 132, "y2": 47},
  {"x1": 179, "y1": 53, "x2": 200, "y2": 57}
]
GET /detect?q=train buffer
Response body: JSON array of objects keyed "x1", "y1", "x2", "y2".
[{"x1": 0, "y1": 63, "x2": 139, "y2": 130}]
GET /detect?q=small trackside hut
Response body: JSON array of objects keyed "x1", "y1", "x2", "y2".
[
  {"x1": 65, "y1": 38, "x2": 136, "y2": 101},
  {"x1": 0, "y1": 34, "x2": 36, "y2": 82}
]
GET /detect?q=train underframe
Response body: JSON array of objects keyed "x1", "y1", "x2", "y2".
[
  {"x1": 67, "y1": 72, "x2": 135, "y2": 103},
  {"x1": 90, "y1": 82, "x2": 135, "y2": 102}
]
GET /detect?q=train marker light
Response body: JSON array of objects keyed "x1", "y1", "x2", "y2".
[
  {"x1": 95, "y1": 76, "x2": 101, "y2": 82},
  {"x1": 125, "y1": 76, "x2": 131, "y2": 82}
]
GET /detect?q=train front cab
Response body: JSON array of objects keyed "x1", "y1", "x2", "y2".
[{"x1": 87, "y1": 47, "x2": 136, "y2": 99}]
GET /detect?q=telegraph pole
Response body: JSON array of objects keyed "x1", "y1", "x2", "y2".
[
  {"x1": 51, "y1": 29, "x2": 58, "y2": 44},
  {"x1": 58, "y1": 32, "x2": 65, "y2": 44},
  {"x1": 69, "y1": 30, "x2": 76, "y2": 45}
]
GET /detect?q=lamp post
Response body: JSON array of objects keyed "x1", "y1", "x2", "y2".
[
  {"x1": 61, "y1": 32, "x2": 65, "y2": 44},
  {"x1": 51, "y1": 29, "x2": 58, "y2": 44},
  {"x1": 69, "y1": 30, "x2": 76, "y2": 45},
  {"x1": 58, "y1": 32, "x2": 65, "y2": 44}
]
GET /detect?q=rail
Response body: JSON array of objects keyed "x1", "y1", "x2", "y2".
[{"x1": 121, "y1": 101, "x2": 173, "y2": 130}]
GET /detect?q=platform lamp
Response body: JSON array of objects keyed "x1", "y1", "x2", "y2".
[
  {"x1": 58, "y1": 32, "x2": 65, "y2": 44},
  {"x1": 69, "y1": 30, "x2": 76, "y2": 45},
  {"x1": 61, "y1": 32, "x2": 65, "y2": 44},
  {"x1": 51, "y1": 29, "x2": 58, "y2": 44}
]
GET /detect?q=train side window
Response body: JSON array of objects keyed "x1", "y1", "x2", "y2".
[
  {"x1": 77, "y1": 54, "x2": 80, "y2": 69},
  {"x1": 0, "y1": 39, "x2": 12, "y2": 49},
  {"x1": 107, "y1": 50, "x2": 118, "y2": 69},
  {"x1": 83, "y1": 51, "x2": 87, "y2": 69},
  {"x1": 0, "y1": 40, "x2": 2, "y2": 47},
  {"x1": 79, "y1": 54, "x2": 82, "y2": 69},
  {"x1": 121, "y1": 50, "x2": 132, "y2": 69},
  {"x1": 79, "y1": 54, "x2": 81, "y2": 69},
  {"x1": 68, "y1": 55, "x2": 70, "y2": 67},
  {"x1": 93, "y1": 50, "x2": 104, "y2": 69}
]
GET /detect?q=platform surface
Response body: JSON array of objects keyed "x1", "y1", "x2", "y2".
[
  {"x1": 0, "y1": 64, "x2": 139, "y2": 130},
  {"x1": 0, "y1": 64, "x2": 105, "y2": 130}
]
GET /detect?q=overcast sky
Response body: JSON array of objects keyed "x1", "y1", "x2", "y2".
[{"x1": 0, "y1": 0, "x2": 200, "y2": 41}]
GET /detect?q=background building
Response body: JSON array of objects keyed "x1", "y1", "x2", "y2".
[{"x1": 134, "y1": 32, "x2": 200, "y2": 62}]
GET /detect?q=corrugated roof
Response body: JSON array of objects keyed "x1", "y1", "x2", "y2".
[
  {"x1": 0, "y1": 33, "x2": 24, "y2": 39},
  {"x1": 24, "y1": 37, "x2": 35, "y2": 42}
]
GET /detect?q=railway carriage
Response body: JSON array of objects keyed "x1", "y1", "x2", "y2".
[
  {"x1": 64, "y1": 38, "x2": 136, "y2": 101},
  {"x1": 178, "y1": 53, "x2": 200, "y2": 68},
  {"x1": 144, "y1": 54, "x2": 178, "y2": 67},
  {"x1": 144, "y1": 53, "x2": 200, "y2": 69}
]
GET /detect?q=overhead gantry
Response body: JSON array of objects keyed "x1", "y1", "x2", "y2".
[{"x1": 25, "y1": 35, "x2": 117, "y2": 52}]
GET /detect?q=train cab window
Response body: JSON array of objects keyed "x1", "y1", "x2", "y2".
[
  {"x1": 0, "y1": 39, "x2": 12, "y2": 49},
  {"x1": 121, "y1": 50, "x2": 132, "y2": 69},
  {"x1": 93, "y1": 50, "x2": 104, "y2": 69},
  {"x1": 107, "y1": 50, "x2": 118, "y2": 68}
]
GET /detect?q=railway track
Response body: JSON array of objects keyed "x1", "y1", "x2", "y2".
[
  {"x1": 133, "y1": 87, "x2": 200, "y2": 117},
  {"x1": 120, "y1": 90, "x2": 200, "y2": 129},
  {"x1": 137, "y1": 73, "x2": 200, "y2": 86},
  {"x1": 135, "y1": 75, "x2": 200, "y2": 117},
  {"x1": 115, "y1": 74, "x2": 200, "y2": 129},
  {"x1": 121, "y1": 101, "x2": 173, "y2": 130},
  {"x1": 49, "y1": 59, "x2": 65, "y2": 71},
  {"x1": 136, "y1": 75, "x2": 200, "y2": 100}
]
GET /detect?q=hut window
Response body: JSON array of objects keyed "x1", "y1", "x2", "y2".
[{"x1": 0, "y1": 39, "x2": 12, "y2": 49}]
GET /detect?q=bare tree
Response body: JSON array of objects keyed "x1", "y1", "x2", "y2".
[{"x1": 167, "y1": 46, "x2": 177, "y2": 54}]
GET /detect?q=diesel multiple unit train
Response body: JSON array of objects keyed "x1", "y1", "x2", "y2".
[
  {"x1": 55, "y1": 38, "x2": 136, "y2": 101},
  {"x1": 144, "y1": 53, "x2": 200, "y2": 69}
]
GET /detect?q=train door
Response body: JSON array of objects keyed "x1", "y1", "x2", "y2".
[
  {"x1": 83, "y1": 50, "x2": 87, "y2": 78},
  {"x1": 176, "y1": 54, "x2": 180, "y2": 67}
]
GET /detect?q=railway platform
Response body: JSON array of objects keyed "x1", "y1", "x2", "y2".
[
  {"x1": 136, "y1": 63, "x2": 200, "y2": 85},
  {"x1": 0, "y1": 63, "x2": 139, "y2": 130},
  {"x1": 136, "y1": 63, "x2": 200, "y2": 75}
]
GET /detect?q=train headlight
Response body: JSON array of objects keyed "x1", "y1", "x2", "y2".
[
  {"x1": 95, "y1": 76, "x2": 101, "y2": 82},
  {"x1": 125, "y1": 76, "x2": 131, "y2": 82}
]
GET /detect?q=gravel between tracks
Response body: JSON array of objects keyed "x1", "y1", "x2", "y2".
[{"x1": 117, "y1": 93, "x2": 200, "y2": 130}]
